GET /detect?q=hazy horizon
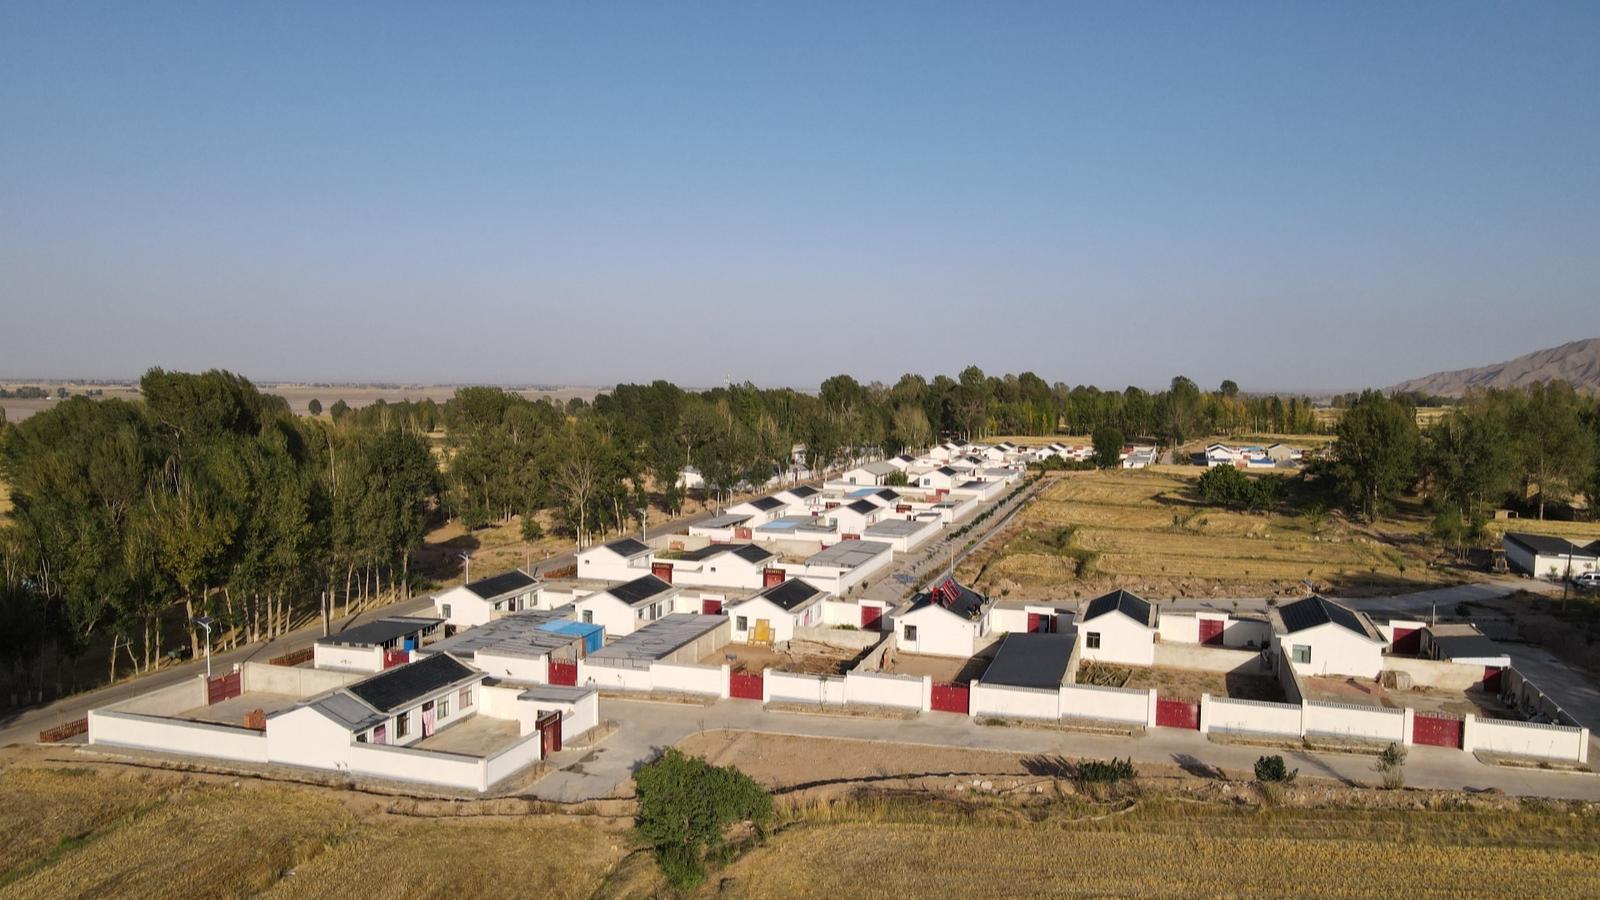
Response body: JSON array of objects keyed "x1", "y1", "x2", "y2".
[{"x1": 4, "y1": 3, "x2": 1597, "y2": 393}]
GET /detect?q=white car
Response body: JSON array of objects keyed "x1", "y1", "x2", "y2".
[{"x1": 1574, "y1": 572, "x2": 1600, "y2": 591}]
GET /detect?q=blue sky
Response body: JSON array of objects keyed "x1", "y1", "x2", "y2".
[{"x1": 2, "y1": 2, "x2": 1596, "y2": 392}]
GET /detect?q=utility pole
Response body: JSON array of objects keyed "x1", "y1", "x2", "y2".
[{"x1": 459, "y1": 552, "x2": 472, "y2": 584}]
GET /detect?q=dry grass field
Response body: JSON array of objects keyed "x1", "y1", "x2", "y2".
[
  {"x1": 0, "y1": 765, "x2": 627, "y2": 899},
  {"x1": 960, "y1": 467, "x2": 1442, "y2": 600},
  {"x1": 710, "y1": 800, "x2": 1600, "y2": 898}
]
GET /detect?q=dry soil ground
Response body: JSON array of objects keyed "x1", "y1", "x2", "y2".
[
  {"x1": 959, "y1": 467, "x2": 1449, "y2": 601},
  {"x1": 702, "y1": 642, "x2": 865, "y2": 677}
]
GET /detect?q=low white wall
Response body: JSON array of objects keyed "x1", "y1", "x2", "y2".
[
  {"x1": 794, "y1": 624, "x2": 882, "y2": 650},
  {"x1": 845, "y1": 671, "x2": 926, "y2": 710},
  {"x1": 88, "y1": 710, "x2": 269, "y2": 763},
  {"x1": 1153, "y1": 643, "x2": 1267, "y2": 674},
  {"x1": 1467, "y1": 717, "x2": 1589, "y2": 764},
  {"x1": 650, "y1": 661, "x2": 727, "y2": 697},
  {"x1": 767, "y1": 671, "x2": 847, "y2": 705},
  {"x1": 1059, "y1": 684, "x2": 1152, "y2": 725},
  {"x1": 1275, "y1": 655, "x2": 1306, "y2": 704},
  {"x1": 103, "y1": 676, "x2": 207, "y2": 716},
  {"x1": 972, "y1": 682, "x2": 1058, "y2": 721},
  {"x1": 1382, "y1": 656, "x2": 1486, "y2": 691},
  {"x1": 312, "y1": 643, "x2": 383, "y2": 673},
  {"x1": 348, "y1": 741, "x2": 485, "y2": 791},
  {"x1": 1202, "y1": 695, "x2": 1302, "y2": 738},
  {"x1": 242, "y1": 662, "x2": 362, "y2": 697},
  {"x1": 561, "y1": 691, "x2": 601, "y2": 739},
  {"x1": 482, "y1": 730, "x2": 544, "y2": 788},
  {"x1": 849, "y1": 633, "x2": 898, "y2": 673},
  {"x1": 578, "y1": 661, "x2": 655, "y2": 692},
  {"x1": 1303, "y1": 701, "x2": 1404, "y2": 743},
  {"x1": 1158, "y1": 614, "x2": 1200, "y2": 644}
]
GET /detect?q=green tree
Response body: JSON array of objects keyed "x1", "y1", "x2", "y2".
[
  {"x1": 1513, "y1": 382, "x2": 1594, "y2": 519},
  {"x1": 1328, "y1": 391, "x2": 1419, "y2": 521},
  {"x1": 1092, "y1": 427, "x2": 1124, "y2": 469},
  {"x1": 307, "y1": 398, "x2": 322, "y2": 416},
  {"x1": 634, "y1": 748, "x2": 772, "y2": 890}
]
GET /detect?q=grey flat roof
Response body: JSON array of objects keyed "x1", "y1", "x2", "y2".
[
  {"x1": 697, "y1": 512, "x2": 754, "y2": 529},
  {"x1": 865, "y1": 518, "x2": 931, "y2": 537},
  {"x1": 983, "y1": 632, "x2": 1075, "y2": 689},
  {"x1": 808, "y1": 540, "x2": 892, "y2": 569},
  {"x1": 305, "y1": 692, "x2": 387, "y2": 732},
  {"x1": 587, "y1": 614, "x2": 728, "y2": 665},
  {"x1": 426, "y1": 611, "x2": 577, "y2": 659},
  {"x1": 516, "y1": 684, "x2": 599, "y2": 704}
]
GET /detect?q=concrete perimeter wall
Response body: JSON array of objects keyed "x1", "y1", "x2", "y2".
[
  {"x1": 767, "y1": 671, "x2": 847, "y2": 705},
  {"x1": 1059, "y1": 684, "x2": 1153, "y2": 725},
  {"x1": 1201, "y1": 695, "x2": 1302, "y2": 738},
  {"x1": 103, "y1": 675, "x2": 207, "y2": 716},
  {"x1": 849, "y1": 633, "x2": 898, "y2": 673},
  {"x1": 1303, "y1": 700, "x2": 1407, "y2": 744},
  {"x1": 242, "y1": 663, "x2": 362, "y2": 697},
  {"x1": 1153, "y1": 643, "x2": 1267, "y2": 675},
  {"x1": 1467, "y1": 716, "x2": 1589, "y2": 764},
  {"x1": 89, "y1": 710, "x2": 269, "y2": 763},
  {"x1": 651, "y1": 662, "x2": 729, "y2": 697},
  {"x1": 795, "y1": 625, "x2": 882, "y2": 650},
  {"x1": 347, "y1": 741, "x2": 488, "y2": 791},
  {"x1": 972, "y1": 682, "x2": 1059, "y2": 720},
  {"x1": 1382, "y1": 656, "x2": 1485, "y2": 691},
  {"x1": 845, "y1": 671, "x2": 928, "y2": 711}
]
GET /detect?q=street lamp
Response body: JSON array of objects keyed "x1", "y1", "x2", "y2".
[
  {"x1": 638, "y1": 507, "x2": 649, "y2": 542},
  {"x1": 458, "y1": 552, "x2": 472, "y2": 584},
  {"x1": 193, "y1": 615, "x2": 215, "y2": 679}
]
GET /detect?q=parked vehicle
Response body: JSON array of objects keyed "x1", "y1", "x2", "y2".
[{"x1": 1571, "y1": 571, "x2": 1600, "y2": 591}]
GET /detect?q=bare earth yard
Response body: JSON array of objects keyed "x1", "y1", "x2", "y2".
[{"x1": 702, "y1": 641, "x2": 865, "y2": 676}]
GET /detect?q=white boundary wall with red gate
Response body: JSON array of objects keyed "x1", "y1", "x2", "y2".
[
  {"x1": 88, "y1": 710, "x2": 270, "y2": 763},
  {"x1": 972, "y1": 682, "x2": 1059, "y2": 720},
  {"x1": 1199, "y1": 695, "x2": 1303, "y2": 738},
  {"x1": 766, "y1": 671, "x2": 847, "y2": 705},
  {"x1": 845, "y1": 671, "x2": 928, "y2": 711},
  {"x1": 1465, "y1": 716, "x2": 1589, "y2": 764},
  {"x1": 651, "y1": 662, "x2": 729, "y2": 697},
  {"x1": 1302, "y1": 700, "x2": 1408, "y2": 744},
  {"x1": 1059, "y1": 684, "x2": 1154, "y2": 726}
]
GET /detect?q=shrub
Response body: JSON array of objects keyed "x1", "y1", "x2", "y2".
[
  {"x1": 520, "y1": 516, "x2": 544, "y2": 542},
  {"x1": 1075, "y1": 757, "x2": 1137, "y2": 785},
  {"x1": 1374, "y1": 742, "x2": 1407, "y2": 790},
  {"x1": 634, "y1": 749, "x2": 773, "y2": 890},
  {"x1": 1254, "y1": 754, "x2": 1297, "y2": 783}
]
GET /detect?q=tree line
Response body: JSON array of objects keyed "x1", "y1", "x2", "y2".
[{"x1": 1321, "y1": 384, "x2": 1600, "y2": 541}]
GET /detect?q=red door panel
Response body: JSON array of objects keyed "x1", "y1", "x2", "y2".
[
  {"x1": 1413, "y1": 713, "x2": 1462, "y2": 748},
  {"x1": 1199, "y1": 619, "x2": 1224, "y2": 646},
  {"x1": 1392, "y1": 627, "x2": 1420, "y2": 655},
  {"x1": 548, "y1": 659, "x2": 578, "y2": 686},
  {"x1": 861, "y1": 605, "x2": 883, "y2": 630},
  {"x1": 701, "y1": 598, "x2": 723, "y2": 615},
  {"x1": 1155, "y1": 698, "x2": 1200, "y2": 729},
  {"x1": 931, "y1": 682, "x2": 970, "y2": 714},
  {"x1": 730, "y1": 671, "x2": 763, "y2": 700}
]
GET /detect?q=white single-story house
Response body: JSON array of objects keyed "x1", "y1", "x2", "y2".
[
  {"x1": 841, "y1": 460, "x2": 900, "y2": 486},
  {"x1": 433, "y1": 570, "x2": 542, "y2": 630},
  {"x1": 268, "y1": 652, "x2": 488, "y2": 757},
  {"x1": 420, "y1": 612, "x2": 586, "y2": 684},
  {"x1": 775, "y1": 484, "x2": 822, "y2": 509},
  {"x1": 987, "y1": 601, "x2": 1074, "y2": 636},
  {"x1": 725, "y1": 495, "x2": 792, "y2": 526},
  {"x1": 886, "y1": 453, "x2": 917, "y2": 471},
  {"x1": 895, "y1": 577, "x2": 994, "y2": 657},
  {"x1": 676, "y1": 466, "x2": 706, "y2": 490},
  {"x1": 917, "y1": 465, "x2": 963, "y2": 491},
  {"x1": 863, "y1": 516, "x2": 941, "y2": 552},
  {"x1": 1269, "y1": 594, "x2": 1386, "y2": 679},
  {"x1": 654, "y1": 543, "x2": 779, "y2": 590},
  {"x1": 571, "y1": 573, "x2": 680, "y2": 639},
  {"x1": 1420, "y1": 623, "x2": 1512, "y2": 669},
  {"x1": 1122, "y1": 446, "x2": 1158, "y2": 469},
  {"x1": 949, "y1": 478, "x2": 1008, "y2": 502},
  {"x1": 1264, "y1": 443, "x2": 1302, "y2": 462},
  {"x1": 829, "y1": 498, "x2": 884, "y2": 538},
  {"x1": 1076, "y1": 589, "x2": 1157, "y2": 666},
  {"x1": 686, "y1": 512, "x2": 755, "y2": 542},
  {"x1": 1502, "y1": 532, "x2": 1600, "y2": 580},
  {"x1": 576, "y1": 537, "x2": 654, "y2": 582},
  {"x1": 727, "y1": 578, "x2": 828, "y2": 643},
  {"x1": 314, "y1": 616, "x2": 443, "y2": 672},
  {"x1": 796, "y1": 539, "x2": 894, "y2": 595}
]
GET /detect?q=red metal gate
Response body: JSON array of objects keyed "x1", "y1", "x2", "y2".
[
  {"x1": 383, "y1": 648, "x2": 410, "y2": 669},
  {"x1": 537, "y1": 711, "x2": 562, "y2": 755},
  {"x1": 861, "y1": 605, "x2": 883, "y2": 630},
  {"x1": 651, "y1": 562, "x2": 674, "y2": 583},
  {"x1": 931, "y1": 681, "x2": 970, "y2": 714},
  {"x1": 548, "y1": 659, "x2": 578, "y2": 686},
  {"x1": 701, "y1": 598, "x2": 723, "y2": 615},
  {"x1": 1482, "y1": 666, "x2": 1504, "y2": 692},
  {"x1": 1413, "y1": 713, "x2": 1463, "y2": 748},
  {"x1": 730, "y1": 671, "x2": 764, "y2": 700},
  {"x1": 762, "y1": 567, "x2": 787, "y2": 588},
  {"x1": 1391, "y1": 626, "x2": 1420, "y2": 655},
  {"x1": 1199, "y1": 618, "x2": 1224, "y2": 646},
  {"x1": 207, "y1": 672, "x2": 241, "y2": 705},
  {"x1": 1155, "y1": 697, "x2": 1199, "y2": 730}
]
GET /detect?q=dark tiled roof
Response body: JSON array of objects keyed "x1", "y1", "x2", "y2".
[
  {"x1": 607, "y1": 574, "x2": 674, "y2": 607},
  {"x1": 465, "y1": 569, "x2": 538, "y2": 601},
  {"x1": 936, "y1": 466, "x2": 958, "y2": 476},
  {"x1": 749, "y1": 496, "x2": 786, "y2": 511},
  {"x1": 786, "y1": 485, "x2": 819, "y2": 498},
  {"x1": 1504, "y1": 532, "x2": 1598, "y2": 559},
  {"x1": 318, "y1": 617, "x2": 441, "y2": 647},
  {"x1": 1083, "y1": 589, "x2": 1154, "y2": 627},
  {"x1": 757, "y1": 578, "x2": 823, "y2": 611},
  {"x1": 1429, "y1": 631, "x2": 1506, "y2": 661},
  {"x1": 1278, "y1": 594, "x2": 1369, "y2": 637},
  {"x1": 346, "y1": 653, "x2": 478, "y2": 714},
  {"x1": 604, "y1": 537, "x2": 650, "y2": 557},
  {"x1": 982, "y1": 633, "x2": 1075, "y2": 689},
  {"x1": 845, "y1": 499, "x2": 879, "y2": 515},
  {"x1": 731, "y1": 544, "x2": 776, "y2": 564},
  {"x1": 678, "y1": 542, "x2": 739, "y2": 562},
  {"x1": 909, "y1": 577, "x2": 990, "y2": 620},
  {"x1": 872, "y1": 488, "x2": 900, "y2": 501}
]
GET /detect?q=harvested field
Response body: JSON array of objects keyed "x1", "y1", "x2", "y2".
[
  {"x1": 0, "y1": 763, "x2": 626, "y2": 899},
  {"x1": 703, "y1": 641, "x2": 864, "y2": 676},
  {"x1": 713, "y1": 797, "x2": 1600, "y2": 897},
  {"x1": 960, "y1": 469, "x2": 1445, "y2": 600}
]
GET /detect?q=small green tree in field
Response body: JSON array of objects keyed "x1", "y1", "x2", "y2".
[
  {"x1": 1254, "y1": 754, "x2": 1297, "y2": 783},
  {"x1": 307, "y1": 398, "x2": 322, "y2": 416},
  {"x1": 635, "y1": 748, "x2": 773, "y2": 890},
  {"x1": 520, "y1": 515, "x2": 543, "y2": 542},
  {"x1": 1374, "y1": 742, "x2": 1407, "y2": 789},
  {"x1": 1092, "y1": 427, "x2": 1124, "y2": 469},
  {"x1": 885, "y1": 469, "x2": 910, "y2": 486}
]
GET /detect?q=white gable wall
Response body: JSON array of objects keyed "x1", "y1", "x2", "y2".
[
  {"x1": 1077, "y1": 613, "x2": 1156, "y2": 666},
  {"x1": 1273, "y1": 622, "x2": 1383, "y2": 679}
]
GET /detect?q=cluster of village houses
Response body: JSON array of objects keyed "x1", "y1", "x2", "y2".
[
  {"x1": 1200, "y1": 441, "x2": 1306, "y2": 468},
  {"x1": 83, "y1": 440, "x2": 1591, "y2": 793}
]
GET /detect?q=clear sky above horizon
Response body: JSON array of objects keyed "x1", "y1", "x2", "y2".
[{"x1": 2, "y1": 2, "x2": 1597, "y2": 393}]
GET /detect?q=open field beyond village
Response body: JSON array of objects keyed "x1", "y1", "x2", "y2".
[{"x1": 960, "y1": 466, "x2": 1449, "y2": 600}]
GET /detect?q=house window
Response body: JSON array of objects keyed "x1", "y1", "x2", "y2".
[
  {"x1": 582, "y1": 610, "x2": 593, "y2": 624},
  {"x1": 904, "y1": 625, "x2": 918, "y2": 642},
  {"x1": 459, "y1": 686, "x2": 473, "y2": 708},
  {"x1": 441, "y1": 603, "x2": 451, "y2": 619},
  {"x1": 394, "y1": 711, "x2": 410, "y2": 739},
  {"x1": 356, "y1": 732, "x2": 368, "y2": 743},
  {"x1": 636, "y1": 608, "x2": 645, "y2": 620},
  {"x1": 737, "y1": 616, "x2": 749, "y2": 631},
  {"x1": 1086, "y1": 632, "x2": 1101, "y2": 649},
  {"x1": 1292, "y1": 644, "x2": 1311, "y2": 665},
  {"x1": 437, "y1": 695, "x2": 451, "y2": 719}
]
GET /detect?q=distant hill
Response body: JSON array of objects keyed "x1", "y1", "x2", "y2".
[{"x1": 1389, "y1": 338, "x2": 1600, "y2": 397}]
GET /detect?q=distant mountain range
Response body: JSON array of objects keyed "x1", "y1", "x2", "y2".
[{"x1": 1389, "y1": 338, "x2": 1600, "y2": 397}]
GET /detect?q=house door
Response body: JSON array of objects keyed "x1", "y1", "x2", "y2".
[
  {"x1": 701, "y1": 598, "x2": 723, "y2": 615},
  {"x1": 1391, "y1": 626, "x2": 1420, "y2": 655},
  {"x1": 861, "y1": 605, "x2": 883, "y2": 631},
  {"x1": 1198, "y1": 619, "x2": 1224, "y2": 646},
  {"x1": 421, "y1": 701, "x2": 437, "y2": 737},
  {"x1": 372, "y1": 723, "x2": 387, "y2": 745},
  {"x1": 537, "y1": 711, "x2": 562, "y2": 755},
  {"x1": 763, "y1": 567, "x2": 786, "y2": 588},
  {"x1": 651, "y1": 562, "x2": 674, "y2": 583}
]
